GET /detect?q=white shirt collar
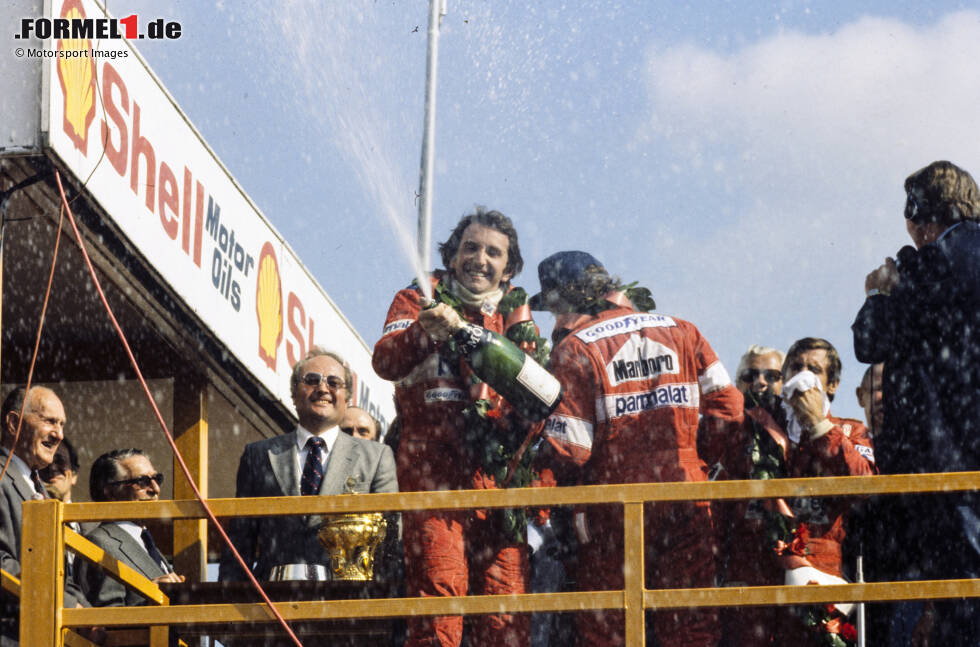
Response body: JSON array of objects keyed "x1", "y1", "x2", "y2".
[
  {"x1": 295, "y1": 424, "x2": 340, "y2": 453},
  {"x1": 113, "y1": 520, "x2": 144, "y2": 545}
]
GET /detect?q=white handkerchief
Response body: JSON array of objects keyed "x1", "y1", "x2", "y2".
[
  {"x1": 784, "y1": 566, "x2": 854, "y2": 616},
  {"x1": 781, "y1": 370, "x2": 830, "y2": 444}
]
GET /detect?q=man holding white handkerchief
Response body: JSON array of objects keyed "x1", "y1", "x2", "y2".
[{"x1": 772, "y1": 337, "x2": 876, "y2": 645}]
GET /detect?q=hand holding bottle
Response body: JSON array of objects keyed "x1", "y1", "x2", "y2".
[{"x1": 418, "y1": 301, "x2": 463, "y2": 342}]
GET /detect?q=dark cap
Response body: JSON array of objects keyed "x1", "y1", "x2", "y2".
[{"x1": 529, "y1": 251, "x2": 608, "y2": 310}]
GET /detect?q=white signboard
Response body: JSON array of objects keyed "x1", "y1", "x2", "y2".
[{"x1": 42, "y1": 0, "x2": 394, "y2": 429}]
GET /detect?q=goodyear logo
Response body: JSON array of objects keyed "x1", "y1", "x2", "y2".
[
  {"x1": 424, "y1": 388, "x2": 466, "y2": 403},
  {"x1": 597, "y1": 382, "x2": 698, "y2": 421},
  {"x1": 576, "y1": 313, "x2": 676, "y2": 344}
]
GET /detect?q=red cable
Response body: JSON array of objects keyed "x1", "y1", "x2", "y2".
[
  {"x1": 54, "y1": 172, "x2": 304, "y2": 647},
  {"x1": 0, "y1": 205, "x2": 64, "y2": 486}
]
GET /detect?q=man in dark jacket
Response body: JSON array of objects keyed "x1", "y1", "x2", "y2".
[{"x1": 852, "y1": 160, "x2": 980, "y2": 646}]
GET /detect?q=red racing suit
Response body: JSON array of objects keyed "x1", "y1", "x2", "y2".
[
  {"x1": 716, "y1": 406, "x2": 788, "y2": 647},
  {"x1": 540, "y1": 306, "x2": 743, "y2": 647},
  {"x1": 372, "y1": 274, "x2": 533, "y2": 647},
  {"x1": 782, "y1": 413, "x2": 875, "y2": 578}
]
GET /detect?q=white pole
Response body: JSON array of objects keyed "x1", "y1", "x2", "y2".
[
  {"x1": 417, "y1": 0, "x2": 447, "y2": 286},
  {"x1": 856, "y1": 553, "x2": 866, "y2": 647}
]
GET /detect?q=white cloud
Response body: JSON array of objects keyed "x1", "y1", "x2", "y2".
[
  {"x1": 643, "y1": 11, "x2": 980, "y2": 173},
  {"x1": 633, "y1": 11, "x2": 980, "y2": 416}
]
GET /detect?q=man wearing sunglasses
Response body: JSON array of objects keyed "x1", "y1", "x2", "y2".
[
  {"x1": 734, "y1": 345, "x2": 785, "y2": 410},
  {"x1": 853, "y1": 161, "x2": 980, "y2": 646},
  {"x1": 716, "y1": 345, "x2": 786, "y2": 646},
  {"x1": 76, "y1": 449, "x2": 185, "y2": 607},
  {"x1": 218, "y1": 347, "x2": 397, "y2": 583}
]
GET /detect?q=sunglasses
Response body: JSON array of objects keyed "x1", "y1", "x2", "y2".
[
  {"x1": 738, "y1": 369, "x2": 783, "y2": 384},
  {"x1": 110, "y1": 473, "x2": 165, "y2": 488},
  {"x1": 301, "y1": 372, "x2": 347, "y2": 390}
]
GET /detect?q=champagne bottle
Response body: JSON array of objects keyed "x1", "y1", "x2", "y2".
[{"x1": 452, "y1": 323, "x2": 563, "y2": 421}]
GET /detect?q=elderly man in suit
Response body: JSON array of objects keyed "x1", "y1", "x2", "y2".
[
  {"x1": 0, "y1": 386, "x2": 88, "y2": 645},
  {"x1": 218, "y1": 347, "x2": 398, "y2": 582},
  {"x1": 75, "y1": 449, "x2": 185, "y2": 607}
]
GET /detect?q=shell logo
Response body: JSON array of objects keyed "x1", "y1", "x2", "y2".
[
  {"x1": 55, "y1": 0, "x2": 97, "y2": 155},
  {"x1": 255, "y1": 242, "x2": 284, "y2": 371}
]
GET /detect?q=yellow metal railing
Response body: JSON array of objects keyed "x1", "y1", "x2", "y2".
[{"x1": 13, "y1": 471, "x2": 980, "y2": 646}]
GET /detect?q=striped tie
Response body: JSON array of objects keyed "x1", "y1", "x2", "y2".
[{"x1": 301, "y1": 437, "x2": 326, "y2": 496}]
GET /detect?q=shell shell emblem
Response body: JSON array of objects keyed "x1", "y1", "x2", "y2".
[
  {"x1": 55, "y1": 0, "x2": 97, "y2": 155},
  {"x1": 255, "y1": 242, "x2": 284, "y2": 370}
]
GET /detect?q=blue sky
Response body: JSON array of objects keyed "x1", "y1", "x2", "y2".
[{"x1": 129, "y1": 1, "x2": 980, "y2": 420}]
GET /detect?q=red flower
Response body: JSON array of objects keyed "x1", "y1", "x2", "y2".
[
  {"x1": 840, "y1": 622, "x2": 857, "y2": 642},
  {"x1": 788, "y1": 523, "x2": 810, "y2": 556}
]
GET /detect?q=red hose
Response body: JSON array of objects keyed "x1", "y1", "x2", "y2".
[
  {"x1": 54, "y1": 171, "x2": 304, "y2": 647},
  {"x1": 0, "y1": 205, "x2": 64, "y2": 486}
]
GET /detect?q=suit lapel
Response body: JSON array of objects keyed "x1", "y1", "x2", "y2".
[
  {"x1": 105, "y1": 525, "x2": 165, "y2": 579},
  {"x1": 268, "y1": 432, "x2": 299, "y2": 497},
  {"x1": 320, "y1": 431, "x2": 355, "y2": 496},
  {"x1": 0, "y1": 448, "x2": 41, "y2": 503}
]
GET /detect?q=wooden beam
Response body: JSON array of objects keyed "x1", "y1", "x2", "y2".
[
  {"x1": 62, "y1": 471, "x2": 980, "y2": 522},
  {"x1": 172, "y1": 371, "x2": 208, "y2": 580},
  {"x1": 623, "y1": 502, "x2": 644, "y2": 647},
  {"x1": 66, "y1": 527, "x2": 169, "y2": 606},
  {"x1": 21, "y1": 500, "x2": 65, "y2": 646}
]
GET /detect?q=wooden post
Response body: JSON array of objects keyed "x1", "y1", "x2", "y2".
[
  {"x1": 21, "y1": 499, "x2": 65, "y2": 646},
  {"x1": 623, "y1": 502, "x2": 645, "y2": 647},
  {"x1": 172, "y1": 372, "x2": 208, "y2": 580}
]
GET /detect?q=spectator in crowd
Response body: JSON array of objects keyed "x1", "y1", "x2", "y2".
[
  {"x1": 735, "y1": 344, "x2": 785, "y2": 409},
  {"x1": 38, "y1": 436, "x2": 79, "y2": 503},
  {"x1": 76, "y1": 449, "x2": 184, "y2": 607},
  {"x1": 39, "y1": 437, "x2": 85, "y2": 571},
  {"x1": 846, "y1": 362, "x2": 891, "y2": 647},
  {"x1": 717, "y1": 345, "x2": 788, "y2": 647},
  {"x1": 340, "y1": 406, "x2": 381, "y2": 442},
  {"x1": 219, "y1": 347, "x2": 397, "y2": 583},
  {"x1": 532, "y1": 250, "x2": 742, "y2": 647},
  {"x1": 0, "y1": 386, "x2": 88, "y2": 646},
  {"x1": 373, "y1": 208, "x2": 543, "y2": 647},
  {"x1": 853, "y1": 160, "x2": 980, "y2": 645},
  {"x1": 855, "y1": 363, "x2": 884, "y2": 439},
  {"x1": 772, "y1": 338, "x2": 875, "y2": 646}
]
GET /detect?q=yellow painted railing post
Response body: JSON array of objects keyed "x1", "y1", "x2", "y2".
[
  {"x1": 149, "y1": 625, "x2": 169, "y2": 646},
  {"x1": 623, "y1": 502, "x2": 644, "y2": 647},
  {"x1": 173, "y1": 371, "x2": 208, "y2": 580},
  {"x1": 21, "y1": 498, "x2": 65, "y2": 647}
]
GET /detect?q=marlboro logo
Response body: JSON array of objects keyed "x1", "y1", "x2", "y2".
[
  {"x1": 55, "y1": 0, "x2": 97, "y2": 155},
  {"x1": 255, "y1": 242, "x2": 283, "y2": 370}
]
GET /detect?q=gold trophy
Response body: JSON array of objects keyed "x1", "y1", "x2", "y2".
[{"x1": 316, "y1": 477, "x2": 388, "y2": 581}]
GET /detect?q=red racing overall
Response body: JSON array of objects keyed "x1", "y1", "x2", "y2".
[
  {"x1": 373, "y1": 273, "x2": 534, "y2": 647},
  {"x1": 541, "y1": 306, "x2": 743, "y2": 647}
]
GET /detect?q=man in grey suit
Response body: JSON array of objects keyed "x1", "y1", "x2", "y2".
[
  {"x1": 0, "y1": 386, "x2": 88, "y2": 646},
  {"x1": 218, "y1": 347, "x2": 398, "y2": 582},
  {"x1": 76, "y1": 449, "x2": 185, "y2": 607}
]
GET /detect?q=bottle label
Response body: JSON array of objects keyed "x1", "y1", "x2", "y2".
[{"x1": 516, "y1": 355, "x2": 561, "y2": 406}]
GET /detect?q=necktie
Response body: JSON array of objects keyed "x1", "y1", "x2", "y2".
[
  {"x1": 140, "y1": 528, "x2": 169, "y2": 572},
  {"x1": 301, "y1": 436, "x2": 326, "y2": 496},
  {"x1": 30, "y1": 470, "x2": 47, "y2": 499}
]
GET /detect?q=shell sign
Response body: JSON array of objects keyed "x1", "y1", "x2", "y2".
[
  {"x1": 55, "y1": 0, "x2": 97, "y2": 155},
  {"x1": 256, "y1": 242, "x2": 284, "y2": 370},
  {"x1": 40, "y1": 0, "x2": 394, "y2": 429}
]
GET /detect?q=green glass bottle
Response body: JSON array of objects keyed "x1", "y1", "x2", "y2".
[{"x1": 452, "y1": 323, "x2": 563, "y2": 421}]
